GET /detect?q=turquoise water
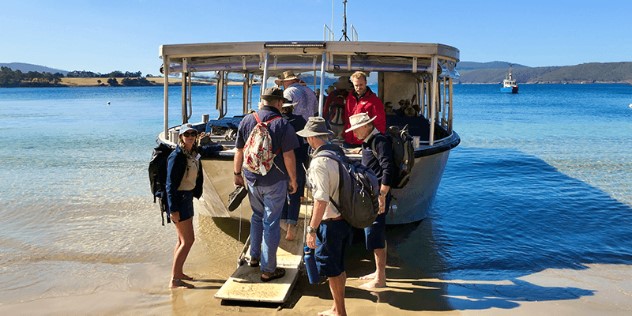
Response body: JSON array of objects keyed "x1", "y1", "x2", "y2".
[{"x1": 0, "y1": 84, "x2": 631, "y2": 306}]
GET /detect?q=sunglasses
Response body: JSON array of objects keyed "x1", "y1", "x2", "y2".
[{"x1": 182, "y1": 132, "x2": 198, "y2": 137}]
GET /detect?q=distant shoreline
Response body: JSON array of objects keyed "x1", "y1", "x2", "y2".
[
  {"x1": 0, "y1": 77, "x2": 252, "y2": 88},
  {"x1": 59, "y1": 77, "x2": 248, "y2": 87}
]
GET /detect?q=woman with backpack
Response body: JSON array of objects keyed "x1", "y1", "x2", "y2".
[{"x1": 166, "y1": 123, "x2": 204, "y2": 289}]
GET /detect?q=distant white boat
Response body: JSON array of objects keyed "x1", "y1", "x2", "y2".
[
  {"x1": 500, "y1": 65, "x2": 519, "y2": 94},
  {"x1": 628, "y1": 103, "x2": 632, "y2": 109}
]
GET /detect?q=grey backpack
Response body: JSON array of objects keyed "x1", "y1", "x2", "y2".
[{"x1": 315, "y1": 148, "x2": 380, "y2": 228}]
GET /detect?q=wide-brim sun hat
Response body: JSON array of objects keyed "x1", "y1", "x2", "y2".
[
  {"x1": 274, "y1": 70, "x2": 300, "y2": 85},
  {"x1": 345, "y1": 112, "x2": 376, "y2": 133},
  {"x1": 296, "y1": 117, "x2": 334, "y2": 137},
  {"x1": 179, "y1": 123, "x2": 197, "y2": 135},
  {"x1": 261, "y1": 87, "x2": 290, "y2": 103}
]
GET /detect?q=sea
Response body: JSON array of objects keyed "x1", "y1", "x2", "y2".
[{"x1": 1, "y1": 84, "x2": 631, "y2": 310}]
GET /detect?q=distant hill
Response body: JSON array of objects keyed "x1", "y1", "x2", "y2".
[
  {"x1": 0, "y1": 62, "x2": 68, "y2": 75},
  {"x1": 457, "y1": 61, "x2": 632, "y2": 84},
  {"x1": 457, "y1": 61, "x2": 528, "y2": 71}
]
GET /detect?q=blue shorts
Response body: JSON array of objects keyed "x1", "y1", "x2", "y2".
[
  {"x1": 315, "y1": 220, "x2": 352, "y2": 278},
  {"x1": 364, "y1": 194, "x2": 391, "y2": 250},
  {"x1": 175, "y1": 191, "x2": 195, "y2": 222}
]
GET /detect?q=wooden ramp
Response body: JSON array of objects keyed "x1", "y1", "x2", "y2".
[{"x1": 215, "y1": 221, "x2": 306, "y2": 303}]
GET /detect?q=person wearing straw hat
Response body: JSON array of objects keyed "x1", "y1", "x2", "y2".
[
  {"x1": 343, "y1": 71, "x2": 386, "y2": 147},
  {"x1": 275, "y1": 70, "x2": 318, "y2": 122},
  {"x1": 297, "y1": 117, "x2": 352, "y2": 316},
  {"x1": 233, "y1": 87, "x2": 299, "y2": 282},
  {"x1": 345, "y1": 112, "x2": 394, "y2": 290},
  {"x1": 279, "y1": 100, "x2": 308, "y2": 241}
]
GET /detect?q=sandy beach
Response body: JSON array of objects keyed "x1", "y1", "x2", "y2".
[{"x1": 2, "y1": 210, "x2": 630, "y2": 316}]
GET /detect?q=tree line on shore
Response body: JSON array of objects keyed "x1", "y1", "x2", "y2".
[{"x1": 0, "y1": 67, "x2": 153, "y2": 87}]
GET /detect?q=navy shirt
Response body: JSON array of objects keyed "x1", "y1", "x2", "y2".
[
  {"x1": 282, "y1": 112, "x2": 308, "y2": 166},
  {"x1": 361, "y1": 129, "x2": 394, "y2": 187},
  {"x1": 236, "y1": 106, "x2": 299, "y2": 186}
]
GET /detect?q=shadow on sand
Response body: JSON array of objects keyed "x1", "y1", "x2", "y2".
[{"x1": 204, "y1": 146, "x2": 631, "y2": 313}]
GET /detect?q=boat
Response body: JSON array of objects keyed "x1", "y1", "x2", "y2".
[
  {"x1": 156, "y1": 41, "x2": 460, "y2": 225},
  {"x1": 500, "y1": 65, "x2": 519, "y2": 93}
]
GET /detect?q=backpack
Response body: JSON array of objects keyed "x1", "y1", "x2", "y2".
[
  {"x1": 327, "y1": 95, "x2": 346, "y2": 127},
  {"x1": 243, "y1": 112, "x2": 282, "y2": 176},
  {"x1": 315, "y1": 147, "x2": 380, "y2": 228},
  {"x1": 148, "y1": 142, "x2": 174, "y2": 225},
  {"x1": 371, "y1": 125, "x2": 415, "y2": 189}
]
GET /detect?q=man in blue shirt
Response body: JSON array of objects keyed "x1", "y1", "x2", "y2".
[
  {"x1": 233, "y1": 87, "x2": 299, "y2": 282},
  {"x1": 276, "y1": 70, "x2": 318, "y2": 121}
]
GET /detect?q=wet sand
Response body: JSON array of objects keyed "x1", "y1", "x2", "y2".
[{"x1": 2, "y1": 214, "x2": 631, "y2": 315}]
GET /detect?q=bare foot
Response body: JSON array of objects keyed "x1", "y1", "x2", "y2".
[
  {"x1": 176, "y1": 273, "x2": 193, "y2": 281},
  {"x1": 358, "y1": 272, "x2": 376, "y2": 280},
  {"x1": 285, "y1": 224, "x2": 296, "y2": 241},
  {"x1": 170, "y1": 278, "x2": 195, "y2": 289},
  {"x1": 318, "y1": 308, "x2": 336, "y2": 316},
  {"x1": 359, "y1": 278, "x2": 386, "y2": 289}
]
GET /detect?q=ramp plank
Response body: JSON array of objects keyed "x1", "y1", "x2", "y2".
[{"x1": 215, "y1": 221, "x2": 306, "y2": 303}]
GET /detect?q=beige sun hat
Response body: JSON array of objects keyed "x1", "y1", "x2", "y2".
[
  {"x1": 296, "y1": 117, "x2": 334, "y2": 137},
  {"x1": 274, "y1": 70, "x2": 300, "y2": 85},
  {"x1": 345, "y1": 112, "x2": 376, "y2": 133}
]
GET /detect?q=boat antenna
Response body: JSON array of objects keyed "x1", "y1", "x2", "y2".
[{"x1": 339, "y1": 0, "x2": 350, "y2": 41}]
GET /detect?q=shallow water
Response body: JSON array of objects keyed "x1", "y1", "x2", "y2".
[{"x1": 0, "y1": 84, "x2": 631, "y2": 311}]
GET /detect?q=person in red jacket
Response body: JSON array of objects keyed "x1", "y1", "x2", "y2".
[{"x1": 343, "y1": 71, "x2": 386, "y2": 147}]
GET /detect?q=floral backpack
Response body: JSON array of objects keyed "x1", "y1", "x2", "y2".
[{"x1": 243, "y1": 112, "x2": 282, "y2": 176}]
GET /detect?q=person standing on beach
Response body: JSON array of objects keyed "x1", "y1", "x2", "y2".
[
  {"x1": 297, "y1": 117, "x2": 353, "y2": 316},
  {"x1": 233, "y1": 87, "x2": 299, "y2": 282},
  {"x1": 166, "y1": 123, "x2": 204, "y2": 289},
  {"x1": 343, "y1": 71, "x2": 386, "y2": 147},
  {"x1": 276, "y1": 70, "x2": 318, "y2": 121},
  {"x1": 346, "y1": 112, "x2": 394, "y2": 289},
  {"x1": 280, "y1": 101, "x2": 308, "y2": 241}
]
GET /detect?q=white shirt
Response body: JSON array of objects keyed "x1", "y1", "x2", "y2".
[{"x1": 307, "y1": 155, "x2": 341, "y2": 220}]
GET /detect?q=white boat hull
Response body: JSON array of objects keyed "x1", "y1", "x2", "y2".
[
  {"x1": 195, "y1": 145, "x2": 454, "y2": 225},
  {"x1": 387, "y1": 150, "x2": 451, "y2": 224}
]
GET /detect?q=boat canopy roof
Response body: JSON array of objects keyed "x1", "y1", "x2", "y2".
[{"x1": 159, "y1": 41, "x2": 460, "y2": 76}]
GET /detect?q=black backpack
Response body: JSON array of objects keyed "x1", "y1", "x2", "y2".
[
  {"x1": 148, "y1": 143, "x2": 174, "y2": 225},
  {"x1": 371, "y1": 125, "x2": 415, "y2": 189},
  {"x1": 315, "y1": 147, "x2": 380, "y2": 228}
]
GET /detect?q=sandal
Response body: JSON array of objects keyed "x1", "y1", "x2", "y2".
[
  {"x1": 260, "y1": 268, "x2": 286, "y2": 282},
  {"x1": 170, "y1": 278, "x2": 195, "y2": 289},
  {"x1": 249, "y1": 258, "x2": 260, "y2": 267}
]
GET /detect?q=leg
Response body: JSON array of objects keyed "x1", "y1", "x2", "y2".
[
  {"x1": 285, "y1": 171, "x2": 305, "y2": 240},
  {"x1": 259, "y1": 180, "x2": 287, "y2": 273},
  {"x1": 171, "y1": 217, "x2": 195, "y2": 288},
  {"x1": 316, "y1": 221, "x2": 352, "y2": 316},
  {"x1": 360, "y1": 211, "x2": 387, "y2": 289},
  {"x1": 359, "y1": 246, "x2": 387, "y2": 289},
  {"x1": 247, "y1": 182, "x2": 264, "y2": 262},
  {"x1": 319, "y1": 272, "x2": 347, "y2": 316}
]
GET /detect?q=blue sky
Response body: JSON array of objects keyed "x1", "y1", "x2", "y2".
[{"x1": 2, "y1": 0, "x2": 631, "y2": 75}]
